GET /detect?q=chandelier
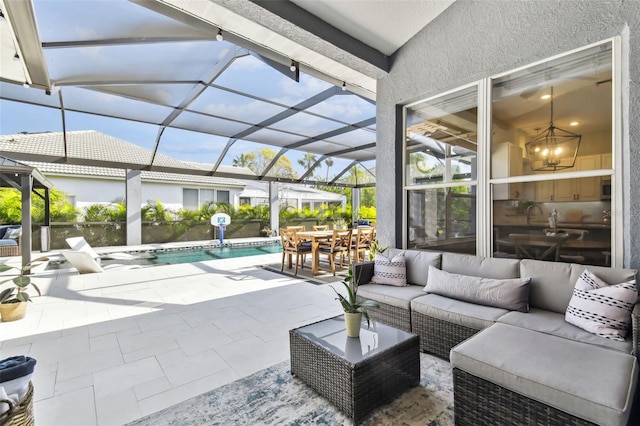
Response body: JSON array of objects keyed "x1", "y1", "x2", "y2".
[{"x1": 525, "y1": 87, "x2": 581, "y2": 171}]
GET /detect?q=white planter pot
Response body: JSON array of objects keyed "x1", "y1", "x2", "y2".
[{"x1": 344, "y1": 312, "x2": 362, "y2": 337}]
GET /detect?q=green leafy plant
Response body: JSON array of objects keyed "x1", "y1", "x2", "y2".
[
  {"x1": 0, "y1": 257, "x2": 48, "y2": 303},
  {"x1": 367, "y1": 239, "x2": 388, "y2": 261},
  {"x1": 333, "y1": 217, "x2": 348, "y2": 228},
  {"x1": 331, "y1": 269, "x2": 379, "y2": 325}
]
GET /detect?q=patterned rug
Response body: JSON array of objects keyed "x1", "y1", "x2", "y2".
[{"x1": 127, "y1": 353, "x2": 454, "y2": 425}]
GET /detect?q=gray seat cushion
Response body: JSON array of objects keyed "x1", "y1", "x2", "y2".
[
  {"x1": 357, "y1": 283, "x2": 425, "y2": 310},
  {"x1": 442, "y1": 252, "x2": 520, "y2": 279},
  {"x1": 451, "y1": 323, "x2": 638, "y2": 426},
  {"x1": 411, "y1": 294, "x2": 508, "y2": 330},
  {"x1": 521, "y1": 259, "x2": 637, "y2": 314},
  {"x1": 387, "y1": 248, "x2": 441, "y2": 286},
  {"x1": 0, "y1": 239, "x2": 18, "y2": 246},
  {"x1": 498, "y1": 308, "x2": 632, "y2": 353}
]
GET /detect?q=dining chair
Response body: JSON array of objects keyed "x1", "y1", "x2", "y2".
[
  {"x1": 286, "y1": 225, "x2": 305, "y2": 232},
  {"x1": 544, "y1": 229, "x2": 589, "y2": 263},
  {"x1": 280, "y1": 228, "x2": 312, "y2": 275},
  {"x1": 509, "y1": 233, "x2": 568, "y2": 261},
  {"x1": 318, "y1": 229, "x2": 352, "y2": 276},
  {"x1": 312, "y1": 225, "x2": 329, "y2": 231},
  {"x1": 352, "y1": 227, "x2": 374, "y2": 263}
]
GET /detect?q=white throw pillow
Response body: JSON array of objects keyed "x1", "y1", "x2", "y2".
[
  {"x1": 370, "y1": 252, "x2": 408, "y2": 286},
  {"x1": 565, "y1": 269, "x2": 637, "y2": 341}
]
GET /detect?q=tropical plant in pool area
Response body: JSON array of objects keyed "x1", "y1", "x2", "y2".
[
  {"x1": 331, "y1": 269, "x2": 379, "y2": 326},
  {"x1": 0, "y1": 257, "x2": 48, "y2": 304}
]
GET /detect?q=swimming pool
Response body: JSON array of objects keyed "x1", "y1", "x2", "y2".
[
  {"x1": 150, "y1": 243, "x2": 282, "y2": 264},
  {"x1": 47, "y1": 241, "x2": 282, "y2": 270}
]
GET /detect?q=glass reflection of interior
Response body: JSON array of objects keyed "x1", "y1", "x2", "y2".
[
  {"x1": 491, "y1": 42, "x2": 612, "y2": 265},
  {"x1": 405, "y1": 87, "x2": 478, "y2": 254}
]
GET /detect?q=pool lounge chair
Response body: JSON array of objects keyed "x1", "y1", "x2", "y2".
[
  {"x1": 62, "y1": 251, "x2": 145, "y2": 274},
  {"x1": 65, "y1": 237, "x2": 156, "y2": 260}
]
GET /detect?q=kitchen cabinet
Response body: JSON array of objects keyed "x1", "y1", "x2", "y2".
[
  {"x1": 534, "y1": 155, "x2": 602, "y2": 202},
  {"x1": 492, "y1": 142, "x2": 523, "y2": 200}
]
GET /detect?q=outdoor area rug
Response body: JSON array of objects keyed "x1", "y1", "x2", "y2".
[
  {"x1": 127, "y1": 353, "x2": 453, "y2": 425},
  {"x1": 261, "y1": 261, "x2": 349, "y2": 285}
]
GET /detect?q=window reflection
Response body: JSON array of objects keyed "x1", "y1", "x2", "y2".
[
  {"x1": 407, "y1": 187, "x2": 477, "y2": 254},
  {"x1": 405, "y1": 86, "x2": 478, "y2": 255},
  {"x1": 491, "y1": 42, "x2": 613, "y2": 265}
]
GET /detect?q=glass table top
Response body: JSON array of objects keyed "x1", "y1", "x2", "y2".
[{"x1": 292, "y1": 316, "x2": 417, "y2": 364}]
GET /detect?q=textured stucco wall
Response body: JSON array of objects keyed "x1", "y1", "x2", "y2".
[{"x1": 376, "y1": 0, "x2": 640, "y2": 269}]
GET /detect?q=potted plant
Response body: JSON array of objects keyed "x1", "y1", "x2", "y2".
[
  {"x1": 331, "y1": 269, "x2": 379, "y2": 337},
  {"x1": 333, "y1": 217, "x2": 348, "y2": 230},
  {"x1": 0, "y1": 257, "x2": 47, "y2": 322}
]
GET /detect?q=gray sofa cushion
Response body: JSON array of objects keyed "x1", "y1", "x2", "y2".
[
  {"x1": 451, "y1": 323, "x2": 638, "y2": 426},
  {"x1": 388, "y1": 248, "x2": 441, "y2": 286},
  {"x1": 411, "y1": 294, "x2": 508, "y2": 330},
  {"x1": 424, "y1": 266, "x2": 531, "y2": 312},
  {"x1": 357, "y1": 284, "x2": 425, "y2": 310},
  {"x1": 498, "y1": 308, "x2": 632, "y2": 353},
  {"x1": 521, "y1": 259, "x2": 637, "y2": 314},
  {"x1": 441, "y1": 252, "x2": 520, "y2": 279}
]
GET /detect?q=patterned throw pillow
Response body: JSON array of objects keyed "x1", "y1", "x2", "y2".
[
  {"x1": 565, "y1": 269, "x2": 637, "y2": 341},
  {"x1": 370, "y1": 252, "x2": 408, "y2": 286}
]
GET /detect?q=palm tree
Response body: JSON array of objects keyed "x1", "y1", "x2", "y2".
[
  {"x1": 297, "y1": 152, "x2": 318, "y2": 171},
  {"x1": 325, "y1": 157, "x2": 334, "y2": 182}
]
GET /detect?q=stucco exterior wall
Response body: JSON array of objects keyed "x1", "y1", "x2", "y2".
[{"x1": 376, "y1": 0, "x2": 640, "y2": 269}]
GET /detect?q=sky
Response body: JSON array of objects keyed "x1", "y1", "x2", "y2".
[{"x1": 0, "y1": 0, "x2": 377, "y2": 181}]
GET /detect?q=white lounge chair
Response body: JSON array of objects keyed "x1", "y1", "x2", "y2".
[
  {"x1": 62, "y1": 251, "x2": 144, "y2": 274},
  {"x1": 65, "y1": 237, "x2": 156, "y2": 260}
]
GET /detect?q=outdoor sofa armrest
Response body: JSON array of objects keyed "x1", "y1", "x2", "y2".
[
  {"x1": 632, "y1": 303, "x2": 640, "y2": 359},
  {"x1": 351, "y1": 261, "x2": 374, "y2": 285}
]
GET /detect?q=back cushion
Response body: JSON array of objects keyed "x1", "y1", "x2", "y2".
[
  {"x1": 442, "y1": 253, "x2": 520, "y2": 279},
  {"x1": 388, "y1": 248, "x2": 441, "y2": 286},
  {"x1": 520, "y1": 260, "x2": 638, "y2": 313}
]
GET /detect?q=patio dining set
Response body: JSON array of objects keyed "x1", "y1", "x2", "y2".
[{"x1": 280, "y1": 224, "x2": 375, "y2": 276}]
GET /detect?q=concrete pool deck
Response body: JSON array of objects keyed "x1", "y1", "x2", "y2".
[{"x1": 0, "y1": 241, "x2": 343, "y2": 425}]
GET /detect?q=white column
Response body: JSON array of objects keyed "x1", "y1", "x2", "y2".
[
  {"x1": 352, "y1": 187, "x2": 361, "y2": 225},
  {"x1": 269, "y1": 181, "x2": 280, "y2": 234},
  {"x1": 126, "y1": 169, "x2": 142, "y2": 245},
  {"x1": 21, "y1": 175, "x2": 32, "y2": 266}
]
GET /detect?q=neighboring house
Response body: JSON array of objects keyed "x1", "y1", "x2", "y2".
[
  {"x1": 0, "y1": 131, "x2": 346, "y2": 214},
  {"x1": 24, "y1": 161, "x2": 247, "y2": 212},
  {"x1": 237, "y1": 182, "x2": 346, "y2": 210}
]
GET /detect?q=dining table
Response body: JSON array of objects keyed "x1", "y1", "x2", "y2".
[
  {"x1": 496, "y1": 234, "x2": 612, "y2": 261},
  {"x1": 296, "y1": 230, "x2": 335, "y2": 275}
]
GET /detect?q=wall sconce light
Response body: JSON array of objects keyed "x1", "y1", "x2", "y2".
[{"x1": 289, "y1": 60, "x2": 297, "y2": 72}]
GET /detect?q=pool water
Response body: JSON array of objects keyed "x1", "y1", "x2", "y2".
[{"x1": 151, "y1": 244, "x2": 282, "y2": 264}]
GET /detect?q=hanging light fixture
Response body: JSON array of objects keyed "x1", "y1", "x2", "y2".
[
  {"x1": 289, "y1": 60, "x2": 297, "y2": 72},
  {"x1": 341, "y1": 81, "x2": 347, "y2": 91},
  {"x1": 216, "y1": 29, "x2": 223, "y2": 41},
  {"x1": 525, "y1": 86, "x2": 581, "y2": 171}
]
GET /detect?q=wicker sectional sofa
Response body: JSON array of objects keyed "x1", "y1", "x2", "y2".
[
  {"x1": 0, "y1": 225, "x2": 22, "y2": 257},
  {"x1": 353, "y1": 248, "x2": 639, "y2": 426}
]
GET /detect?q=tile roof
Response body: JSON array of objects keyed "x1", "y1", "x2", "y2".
[
  {"x1": 23, "y1": 161, "x2": 245, "y2": 187},
  {"x1": 0, "y1": 131, "x2": 249, "y2": 187}
]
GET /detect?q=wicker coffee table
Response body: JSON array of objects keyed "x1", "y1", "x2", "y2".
[{"x1": 289, "y1": 315, "x2": 420, "y2": 422}]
